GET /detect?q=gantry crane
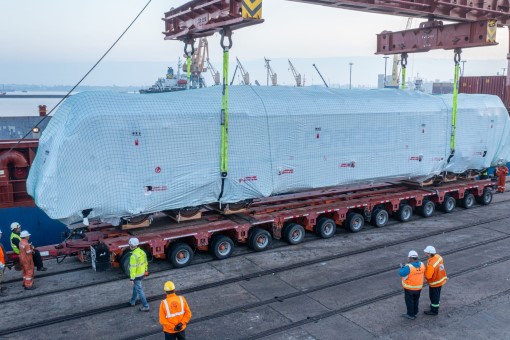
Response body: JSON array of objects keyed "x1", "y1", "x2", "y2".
[
  {"x1": 207, "y1": 59, "x2": 220, "y2": 85},
  {"x1": 288, "y1": 59, "x2": 304, "y2": 87},
  {"x1": 264, "y1": 57, "x2": 277, "y2": 86}
]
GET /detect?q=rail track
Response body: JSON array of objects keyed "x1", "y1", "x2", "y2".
[{"x1": 1, "y1": 209, "x2": 509, "y2": 337}]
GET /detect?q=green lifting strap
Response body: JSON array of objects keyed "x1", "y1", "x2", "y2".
[
  {"x1": 401, "y1": 67, "x2": 407, "y2": 90},
  {"x1": 450, "y1": 61, "x2": 460, "y2": 152},
  {"x1": 220, "y1": 48, "x2": 229, "y2": 177},
  {"x1": 186, "y1": 55, "x2": 192, "y2": 89}
]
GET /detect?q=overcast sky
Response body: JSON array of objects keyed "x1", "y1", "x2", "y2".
[{"x1": 1, "y1": 0, "x2": 508, "y2": 87}]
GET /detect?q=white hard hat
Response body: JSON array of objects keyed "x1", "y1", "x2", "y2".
[
  {"x1": 424, "y1": 245, "x2": 436, "y2": 254},
  {"x1": 408, "y1": 250, "x2": 418, "y2": 258},
  {"x1": 128, "y1": 237, "x2": 139, "y2": 247},
  {"x1": 10, "y1": 222, "x2": 21, "y2": 230},
  {"x1": 20, "y1": 230, "x2": 31, "y2": 238}
]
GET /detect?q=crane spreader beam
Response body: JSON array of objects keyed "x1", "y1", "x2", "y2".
[
  {"x1": 163, "y1": 0, "x2": 264, "y2": 40},
  {"x1": 287, "y1": 0, "x2": 510, "y2": 26},
  {"x1": 376, "y1": 19, "x2": 498, "y2": 54}
]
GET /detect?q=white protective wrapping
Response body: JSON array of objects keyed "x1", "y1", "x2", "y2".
[{"x1": 27, "y1": 87, "x2": 510, "y2": 224}]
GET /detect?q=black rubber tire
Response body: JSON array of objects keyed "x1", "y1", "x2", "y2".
[
  {"x1": 418, "y1": 200, "x2": 435, "y2": 218},
  {"x1": 167, "y1": 243, "x2": 194, "y2": 268},
  {"x1": 441, "y1": 195, "x2": 456, "y2": 213},
  {"x1": 345, "y1": 212, "x2": 364, "y2": 233},
  {"x1": 210, "y1": 235, "x2": 234, "y2": 260},
  {"x1": 120, "y1": 251, "x2": 131, "y2": 277},
  {"x1": 315, "y1": 218, "x2": 337, "y2": 238},
  {"x1": 397, "y1": 204, "x2": 413, "y2": 222},
  {"x1": 476, "y1": 188, "x2": 493, "y2": 206},
  {"x1": 283, "y1": 223, "x2": 305, "y2": 245},
  {"x1": 371, "y1": 209, "x2": 389, "y2": 227},
  {"x1": 248, "y1": 228, "x2": 272, "y2": 251},
  {"x1": 461, "y1": 193, "x2": 475, "y2": 209}
]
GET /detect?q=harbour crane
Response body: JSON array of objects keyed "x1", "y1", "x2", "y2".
[
  {"x1": 288, "y1": 59, "x2": 304, "y2": 87},
  {"x1": 312, "y1": 64, "x2": 328, "y2": 88},
  {"x1": 264, "y1": 57, "x2": 278, "y2": 86},
  {"x1": 387, "y1": 18, "x2": 413, "y2": 88},
  {"x1": 206, "y1": 59, "x2": 220, "y2": 85},
  {"x1": 182, "y1": 37, "x2": 208, "y2": 88},
  {"x1": 233, "y1": 57, "x2": 250, "y2": 85}
]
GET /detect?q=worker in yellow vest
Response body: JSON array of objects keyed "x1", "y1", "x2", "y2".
[
  {"x1": 128, "y1": 237, "x2": 150, "y2": 311},
  {"x1": 9, "y1": 222, "x2": 47, "y2": 271},
  {"x1": 423, "y1": 246, "x2": 448, "y2": 315},
  {"x1": 399, "y1": 250, "x2": 425, "y2": 320},
  {"x1": 159, "y1": 281, "x2": 192, "y2": 340}
]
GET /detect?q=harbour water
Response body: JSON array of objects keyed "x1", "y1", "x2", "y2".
[{"x1": 0, "y1": 91, "x2": 68, "y2": 116}]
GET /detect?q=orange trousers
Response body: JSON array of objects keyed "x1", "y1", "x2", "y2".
[{"x1": 498, "y1": 176, "x2": 506, "y2": 193}]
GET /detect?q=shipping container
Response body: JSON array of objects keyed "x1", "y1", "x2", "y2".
[
  {"x1": 432, "y1": 82, "x2": 454, "y2": 94},
  {"x1": 460, "y1": 76, "x2": 509, "y2": 109}
]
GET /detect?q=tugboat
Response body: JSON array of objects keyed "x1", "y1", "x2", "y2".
[{"x1": 139, "y1": 59, "x2": 190, "y2": 94}]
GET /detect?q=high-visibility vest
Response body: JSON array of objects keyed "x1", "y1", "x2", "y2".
[
  {"x1": 129, "y1": 247, "x2": 147, "y2": 280},
  {"x1": 0, "y1": 244, "x2": 5, "y2": 266},
  {"x1": 425, "y1": 255, "x2": 448, "y2": 287},
  {"x1": 10, "y1": 233, "x2": 21, "y2": 254},
  {"x1": 401, "y1": 262, "x2": 425, "y2": 290},
  {"x1": 159, "y1": 293, "x2": 192, "y2": 334}
]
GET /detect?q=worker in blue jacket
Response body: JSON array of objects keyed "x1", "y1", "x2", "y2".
[{"x1": 399, "y1": 250, "x2": 425, "y2": 320}]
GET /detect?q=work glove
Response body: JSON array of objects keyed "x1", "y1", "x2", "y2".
[
  {"x1": 144, "y1": 271, "x2": 149, "y2": 277},
  {"x1": 174, "y1": 323, "x2": 183, "y2": 332},
  {"x1": 399, "y1": 263, "x2": 404, "y2": 268}
]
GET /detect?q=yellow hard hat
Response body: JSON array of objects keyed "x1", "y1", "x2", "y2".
[{"x1": 164, "y1": 281, "x2": 176, "y2": 292}]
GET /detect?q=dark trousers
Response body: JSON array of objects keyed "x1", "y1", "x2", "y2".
[
  {"x1": 164, "y1": 330, "x2": 185, "y2": 340},
  {"x1": 404, "y1": 289, "x2": 421, "y2": 317},
  {"x1": 429, "y1": 286, "x2": 442, "y2": 314},
  {"x1": 33, "y1": 249, "x2": 44, "y2": 270}
]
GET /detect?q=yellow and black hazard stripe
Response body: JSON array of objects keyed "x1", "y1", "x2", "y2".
[
  {"x1": 487, "y1": 19, "x2": 497, "y2": 43},
  {"x1": 242, "y1": 0, "x2": 262, "y2": 19}
]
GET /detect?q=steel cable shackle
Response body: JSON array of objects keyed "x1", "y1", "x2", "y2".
[
  {"x1": 448, "y1": 48, "x2": 462, "y2": 162},
  {"x1": 400, "y1": 53, "x2": 408, "y2": 90},
  {"x1": 218, "y1": 27, "x2": 233, "y2": 201},
  {"x1": 184, "y1": 38, "x2": 196, "y2": 90}
]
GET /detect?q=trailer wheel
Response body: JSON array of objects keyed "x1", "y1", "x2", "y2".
[
  {"x1": 249, "y1": 228, "x2": 272, "y2": 251},
  {"x1": 397, "y1": 204, "x2": 413, "y2": 222},
  {"x1": 315, "y1": 218, "x2": 337, "y2": 238},
  {"x1": 283, "y1": 223, "x2": 305, "y2": 245},
  {"x1": 476, "y1": 188, "x2": 493, "y2": 205},
  {"x1": 167, "y1": 243, "x2": 194, "y2": 268},
  {"x1": 210, "y1": 235, "x2": 234, "y2": 260},
  {"x1": 120, "y1": 251, "x2": 131, "y2": 276},
  {"x1": 418, "y1": 200, "x2": 435, "y2": 218},
  {"x1": 441, "y1": 195, "x2": 456, "y2": 213},
  {"x1": 345, "y1": 213, "x2": 364, "y2": 233},
  {"x1": 371, "y1": 209, "x2": 389, "y2": 227},
  {"x1": 461, "y1": 193, "x2": 475, "y2": 209}
]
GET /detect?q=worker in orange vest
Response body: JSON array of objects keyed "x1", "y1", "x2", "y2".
[
  {"x1": 159, "y1": 281, "x2": 192, "y2": 340},
  {"x1": 0, "y1": 229, "x2": 7, "y2": 296},
  {"x1": 495, "y1": 165, "x2": 508, "y2": 193},
  {"x1": 19, "y1": 230, "x2": 36, "y2": 290},
  {"x1": 399, "y1": 250, "x2": 425, "y2": 320},
  {"x1": 423, "y1": 246, "x2": 448, "y2": 315}
]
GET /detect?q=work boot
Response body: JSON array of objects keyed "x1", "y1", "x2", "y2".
[
  {"x1": 139, "y1": 306, "x2": 150, "y2": 312},
  {"x1": 128, "y1": 302, "x2": 136, "y2": 307},
  {"x1": 37, "y1": 267, "x2": 48, "y2": 272},
  {"x1": 424, "y1": 310, "x2": 438, "y2": 316},
  {"x1": 24, "y1": 286, "x2": 36, "y2": 290},
  {"x1": 401, "y1": 314, "x2": 416, "y2": 320}
]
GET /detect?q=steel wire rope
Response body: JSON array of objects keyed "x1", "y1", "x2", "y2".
[{"x1": 0, "y1": 0, "x2": 153, "y2": 161}]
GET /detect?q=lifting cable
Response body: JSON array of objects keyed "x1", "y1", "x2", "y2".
[
  {"x1": 400, "y1": 53, "x2": 408, "y2": 90},
  {"x1": 0, "y1": 0, "x2": 153, "y2": 161},
  {"x1": 184, "y1": 38, "x2": 195, "y2": 90},
  {"x1": 448, "y1": 48, "x2": 462, "y2": 163},
  {"x1": 218, "y1": 28, "x2": 233, "y2": 202}
]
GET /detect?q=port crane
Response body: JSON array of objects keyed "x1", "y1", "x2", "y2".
[
  {"x1": 207, "y1": 59, "x2": 220, "y2": 85},
  {"x1": 231, "y1": 57, "x2": 250, "y2": 85},
  {"x1": 264, "y1": 57, "x2": 277, "y2": 86},
  {"x1": 288, "y1": 59, "x2": 304, "y2": 87},
  {"x1": 181, "y1": 37, "x2": 208, "y2": 88}
]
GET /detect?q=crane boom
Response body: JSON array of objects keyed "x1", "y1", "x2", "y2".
[
  {"x1": 288, "y1": 59, "x2": 303, "y2": 87},
  {"x1": 206, "y1": 59, "x2": 220, "y2": 85},
  {"x1": 236, "y1": 57, "x2": 250, "y2": 85},
  {"x1": 313, "y1": 64, "x2": 328, "y2": 88}
]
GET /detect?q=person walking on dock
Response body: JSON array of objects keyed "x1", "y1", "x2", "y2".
[
  {"x1": 19, "y1": 230, "x2": 36, "y2": 290},
  {"x1": 423, "y1": 246, "x2": 448, "y2": 316},
  {"x1": 495, "y1": 165, "x2": 508, "y2": 193},
  {"x1": 159, "y1": 281, "x2": 192, "y2": 340},
  {"x1": 0, "y1": 229, "x2": 7, "y2": 296},
  {"x1": 128, "y1": 237, "x2": 150, "y2": 311},
  {"x1": 9, "y1": 222, "x2": 47, "y2": 271},
  {"x1": 399, "y1": 250, "x2": 425, "y2": 320}
]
